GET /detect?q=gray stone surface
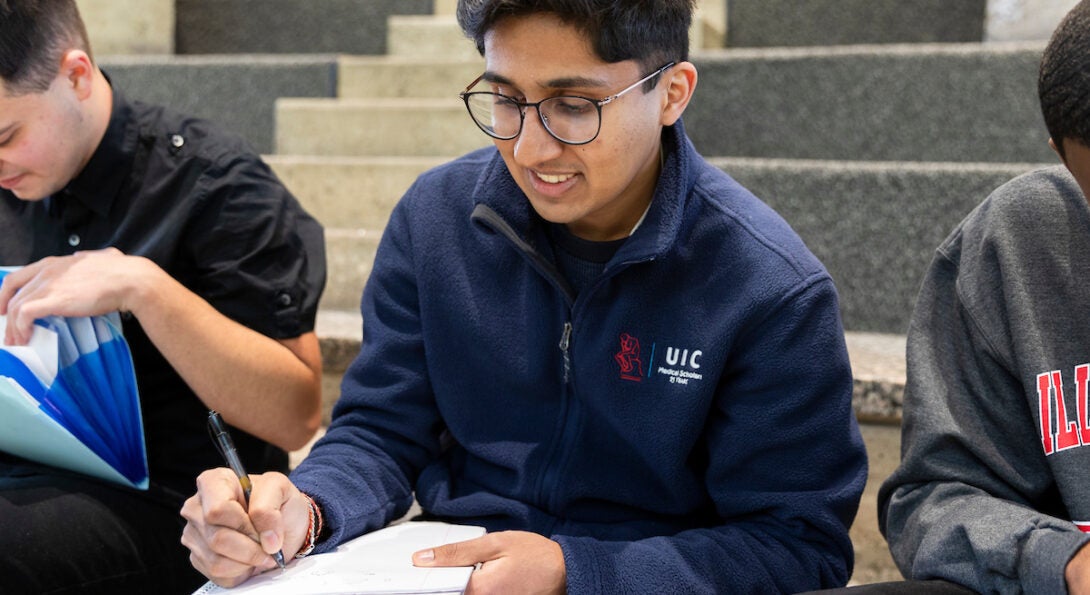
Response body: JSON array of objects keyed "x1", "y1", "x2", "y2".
[
  {"x1": 726, "y1": 0, "x2": 986, "y2": 47},
  {"x1": 713, "y1": 158, "x2": 1042, "y2": 334},
  {"x1": 100, "y1": 55, "x2": 337, "y2": 154},
  {"x1": 77, "y1": 0, "x2": 175, "y2": 55},
  {"x1": 986, "y1": 0, "x2": 1079, "y2": 41},
  {"x1": 846, "y1": 333, "x2": 906, "y2": 423},
  {"x1": 175, "y1": 0, "x2": 433, "y2": 55},
  {"x1": 688, "y1": 43, "x2": 1050, "y2": 163},
  {"x1": 852, "y1": 422, "x2": 904, "y2": 585}
]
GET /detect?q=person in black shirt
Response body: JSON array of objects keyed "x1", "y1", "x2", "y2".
[{"x1": 0, "y1": 1, "x2": 327, "y2": 592}]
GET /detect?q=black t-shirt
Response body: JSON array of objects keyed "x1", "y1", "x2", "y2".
[
  {"x1": 0, "y1": 86, "x2": 326, "y2": 496},
  {"x1": 547, "y1": 223, "x2": 627, "y2": 296}
]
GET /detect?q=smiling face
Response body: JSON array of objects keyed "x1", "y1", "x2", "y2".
[
  {"x1": 481, "y1": 13, "x2": 687, "y2": 241},
  {"x1": 0, "y1": 53, "x2": 99, "y2": 201}
]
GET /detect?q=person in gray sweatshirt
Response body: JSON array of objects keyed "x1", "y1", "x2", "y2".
[{"x1": 878, "y1": 2, "x2": 1090, "y2": 592}]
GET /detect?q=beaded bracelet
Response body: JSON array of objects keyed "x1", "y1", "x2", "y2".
[{"x1": 295, "y1": 493, "x2": 324, "y2": 558}]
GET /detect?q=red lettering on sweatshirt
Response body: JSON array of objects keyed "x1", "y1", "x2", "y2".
[
  {"x1": 1039, "y1": 367, "x2": 1090, "y2": 455},
  {"x1": 1078, "y1": 365, "x2": 1090, "y2": 446}
]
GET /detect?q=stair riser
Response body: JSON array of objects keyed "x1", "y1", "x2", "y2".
[
  {"x1": 338, "y1": 58, "x2": 484, "y2": 99},
  {"x1": 387, "y1": 16, "x2": 480, "y2": 60},
  {"x1": 174, "y1": 0, "x2": 433, "y2": 55},
  {"x1": 725, "y1": 0, "x2": 987, "y2": 47},
  {"x1": 688, "y1": 45, "x2": 1051, "y2": 163},
  {"x1": 321, "y1": 231, "x2": 381, "y2": 312},
  {"x1": 267, "y1": 157, "x2": 443, "y2": 228},
  {"x1": 276, "y1": 99, "x2": 492, "y2": 156}
]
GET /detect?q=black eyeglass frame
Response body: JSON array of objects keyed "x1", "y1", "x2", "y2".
[{"x1": 458, "y1": 61, "x2": 677, "y2": 146}]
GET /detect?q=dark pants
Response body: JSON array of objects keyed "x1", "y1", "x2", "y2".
[{"x1": 0, "y1": 460, "x2": 206, "y2": 595}]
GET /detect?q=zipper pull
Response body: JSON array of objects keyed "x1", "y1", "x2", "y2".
[{"x1": 559, "y1": 322, "x2": 572, "y2": 384}]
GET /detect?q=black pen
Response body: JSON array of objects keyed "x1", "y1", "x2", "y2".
[{"x1": 208, "y1": 410, "x2": 287, "y2": 571}]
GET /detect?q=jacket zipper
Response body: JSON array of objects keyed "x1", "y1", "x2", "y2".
[
  {"x1": 471, "y1": 203, "x2": 659, "y2": 511},
  {"x1": 559, "y1": 321, "x2": 572, "y2": 385}
]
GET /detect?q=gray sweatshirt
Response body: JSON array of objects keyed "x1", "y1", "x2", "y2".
[{"x1": 879, "y1": 165, "x2": 1090, "y2": 593}]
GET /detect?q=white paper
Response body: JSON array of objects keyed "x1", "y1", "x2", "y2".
[
  {"x1": 0, "y1": 315, "x2": 59, "y2": 385},
  {"x1": 193, "y1": 522, "x2": 486, "y2": 595}
]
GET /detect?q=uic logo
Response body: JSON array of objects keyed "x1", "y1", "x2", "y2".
[{"x1": 665, "y1": 347, "x2": 702, "y2": 370}]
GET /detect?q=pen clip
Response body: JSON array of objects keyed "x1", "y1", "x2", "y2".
[{"x1": 207, "y1": 410, "x2": 232, "y2": 460}]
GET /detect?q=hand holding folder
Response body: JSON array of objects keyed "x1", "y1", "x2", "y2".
[{"x1": 0, "y1": 268, "x2": 148, "y2": 489}]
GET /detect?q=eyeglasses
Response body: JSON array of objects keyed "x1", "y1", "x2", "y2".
[{"x1": 459, "y1": 62, "x2": 675, "y2": 146}]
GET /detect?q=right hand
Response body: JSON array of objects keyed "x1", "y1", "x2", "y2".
[{"x1": 180, "y1": 468, "x2": 311, "y2": 587}]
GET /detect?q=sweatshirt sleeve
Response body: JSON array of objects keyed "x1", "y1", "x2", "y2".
[
  {"x1": 558, "y1": 276, "x2": 867, "y2": 593},
  {"x1": 878, "y1": 244, "x2": 1090, "y2": 593}
]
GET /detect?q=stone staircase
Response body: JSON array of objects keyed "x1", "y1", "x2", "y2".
[{"x1": 79, "y1": 0, "x2": 1076, "y2": 586}]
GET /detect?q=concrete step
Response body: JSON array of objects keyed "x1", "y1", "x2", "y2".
[
  {"x1": 725, "y1": 0, "x2": 986, "y2": 47},
  {"x1": 338, "y1": 56, "x2": 484, "y2": 99},
  {"x1": 102, "y1": 55, "x2": 337, "y2": 155},
  {"x1": 387, "y1": 15, "x2": 480, "y2": 60},
  {"x1": 264, "y1": 43, "x2": 1049, "y2": 164},
  {"x1": 688, "y1": 42, "x2": 1051, "y2": 163},
  {"x1": 434, "y1": 0, "x2": 457, "y2": 16},
  {"x1": 716, "y1": 157, "x2": 1041, "y2": 334},
  {"x1": 266, "y1": 155, "x2": 444, "y2": 228},
  {"x1": 853, "y1": 421, "x2": 903, "y2": 584},
  {"x1": 987, "y1": 0, "x2": 1080, "y2": 41},
  {"x1": 382, "y1": 9, "x2": 729, "y2": 62},
  {"x1": 76, "y1": 0, "x2": 174, "y2": 54},
  {"x1": 275, "y1": 154, "x2": 1041, "y2": 335},
  {"x1": 174, "y1": 0, "x2": 433, "y2": 55},
  {"x1": 322, "y1": 229, "x2": 382, "y2": 312},
  {"x1": 275, "y1": 98, "x2": 491, "y2": 157}
]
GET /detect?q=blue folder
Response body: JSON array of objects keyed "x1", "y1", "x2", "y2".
[{"x1": 0, "y1": 269, "x2": 148, "y2": 490}]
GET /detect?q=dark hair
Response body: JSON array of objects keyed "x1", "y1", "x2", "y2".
[
  {"x1": 1039, "y1": 0, "x2": 1090, "y2": 158},
  {"x1": 0, "y1": 0, "x2": 92, "y2": 96},
  {"x1": 457, "y1": 0, "x2": 694, "y2": 79}
]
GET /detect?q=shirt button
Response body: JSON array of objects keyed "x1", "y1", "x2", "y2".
[
  {"x1": 67, "y1": 234, "x2": 80, "y2": 247},
  {"x1": 171, "y1": 134, "x2": 185, "y2": 148},
  {"x1": 277, "y1": 293, "x2": 293, "y2": 306}
]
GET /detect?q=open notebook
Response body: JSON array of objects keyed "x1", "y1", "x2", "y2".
[
  {"x1": 193, "y1": 522, "x2": 487, "y2": 595},
  {"x1": 0, "y1": 268, "x2": 147, "y2": 489}
]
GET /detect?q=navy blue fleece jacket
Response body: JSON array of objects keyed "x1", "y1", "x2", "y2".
[{"x1": 291, "y1": 122, "x2": 866, "y2": 593}]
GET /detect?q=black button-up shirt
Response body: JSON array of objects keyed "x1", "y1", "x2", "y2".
[{"x1": 0, "y1": 86, "x2": 326, "y2": 495}]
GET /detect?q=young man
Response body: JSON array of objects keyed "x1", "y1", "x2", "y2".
[
  {"x1": 0, "y1": 0, "x2": 326, "y2": 592},
  {"x1": 879, "y1": 2, "x2": 1090, "y2": 592},
  {"x1": 182, "y1": 1, "x2": 866, "y2": 592}
]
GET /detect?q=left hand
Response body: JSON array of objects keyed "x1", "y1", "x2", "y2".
[{"x1": 412, "y1": 530, "x2": 566, "y2": 595}]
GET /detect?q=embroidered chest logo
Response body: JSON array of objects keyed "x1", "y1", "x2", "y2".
[
  {"x1": 614, "y1": 333, "x2": 644, "y2": 381},
  {"x1": 614, "y1": 333, "x2": 705, "y2": 386}
]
